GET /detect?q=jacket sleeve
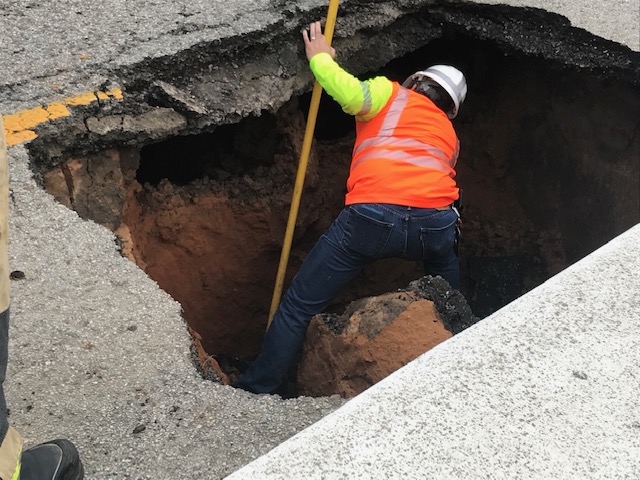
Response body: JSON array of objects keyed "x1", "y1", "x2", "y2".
[{"x1": 309, "y1": 53, "x2": 393, "y2": 121}]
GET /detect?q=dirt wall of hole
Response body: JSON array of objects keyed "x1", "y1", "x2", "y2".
[
  {"x1": 122, "y1": 99, "x2": 429, "y2": 357},
  {"x1": 43, "y1": 38, "x2": 639, "y2": 358},
  {"x1": 454, "y1": 55, "x2": 639, "y2": 315}
]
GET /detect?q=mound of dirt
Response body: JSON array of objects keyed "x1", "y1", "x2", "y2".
[{"x1": 297, "y1": 276, "x2": 479, "y2": 397}]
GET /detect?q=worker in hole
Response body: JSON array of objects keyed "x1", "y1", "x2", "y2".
[
  {"x1": 0, "y1": 117, "x2": 84, "y2": 478},
  {"x1": 235, "y1": 20, "x2": 467, "y2": 395}
]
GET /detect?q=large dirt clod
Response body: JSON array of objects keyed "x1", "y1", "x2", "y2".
[{"x1": 297, "y1": 276, "x2": 479, "y2": 398}]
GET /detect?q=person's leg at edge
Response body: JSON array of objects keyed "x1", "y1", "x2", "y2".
[
  {"x1": 0, "y1": 316, "x2": 84, "y2": 480},
  {"x1": 0, "y1": 115, "x2": 22, "y2": 479},
  {"x1": 236, "y1": 212, "x2": 370, "y2": 394},
  {"x1": 0, "y1": 307, "x2": 24, "y2": 480},
  {"x1": 0, "y1": 112, "x2": 22, "y2": 479}
]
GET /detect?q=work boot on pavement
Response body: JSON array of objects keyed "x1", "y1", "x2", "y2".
[{"x1": 19, "y1": 439, "x2": 84, "y2": 480}]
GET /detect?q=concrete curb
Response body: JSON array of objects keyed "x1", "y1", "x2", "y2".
[{"x1": 226, "y1": 223, "x2": 640, "y2": 479}]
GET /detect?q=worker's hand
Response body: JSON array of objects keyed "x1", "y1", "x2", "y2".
[{"x1": 302, "y1": 21, "x2": 336, "y2": 61}]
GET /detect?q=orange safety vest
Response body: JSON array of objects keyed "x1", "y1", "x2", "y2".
[{"x1": 345, "y1": 82, "x2": 460, "y2": 208}]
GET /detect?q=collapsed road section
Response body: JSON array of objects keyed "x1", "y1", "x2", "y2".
[{"x1": 25, "y1": 3, "x2": 639, "y2": 394}]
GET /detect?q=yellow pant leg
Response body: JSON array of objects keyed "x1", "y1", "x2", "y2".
[{"x1": 0, "y1": 427, "x2": 23, "y2": 480}]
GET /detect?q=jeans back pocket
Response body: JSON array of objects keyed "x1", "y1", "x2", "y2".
[
  {"x1": 420, "y1": 214, "x2": 457, "y2": 259},
  {"x1": 340, "y1": 205, "x2": 393, "y2": 258}
]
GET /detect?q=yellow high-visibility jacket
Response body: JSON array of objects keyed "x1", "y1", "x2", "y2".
[{"x1": 310, "y1": 53, "x2": 460, "y2": 208}]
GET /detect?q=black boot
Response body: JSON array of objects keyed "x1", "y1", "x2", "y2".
[{"x1": 20, "y1": 439, "x2": 84, "y2": 480}]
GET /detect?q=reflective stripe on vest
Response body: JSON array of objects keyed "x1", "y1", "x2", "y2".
[
  {"x1": 352, "y1": 137, "x2": 455, "y2": 175},
  {"x1": 357, "y1": 81, "x2": 373, "y2": 117},
  {"x1": 352, "y1": 88, "x2": 459, "y2": 176},
  {"x1": 376, "y1": 86, "x2": 410, "y2": 136}
]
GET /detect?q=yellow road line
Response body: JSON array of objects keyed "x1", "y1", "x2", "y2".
[{"x1": 2, "y1": 88, "x2": 123, "y2": 147}]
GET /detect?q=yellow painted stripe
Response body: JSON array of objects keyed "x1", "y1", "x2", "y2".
[{"x1": 2, "y1": 88, "x2": 123, "y2": 147}]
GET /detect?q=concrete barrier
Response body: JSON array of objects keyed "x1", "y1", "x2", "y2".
[{"x1": 226, "y1": 223, "x2": 640, "y2": 479}]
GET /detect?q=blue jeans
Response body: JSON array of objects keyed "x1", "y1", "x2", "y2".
[{"x1": 235, "y1": 203, "x2": 459, "y2": 394}]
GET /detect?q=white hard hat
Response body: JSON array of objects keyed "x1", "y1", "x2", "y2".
[{"x1": 403, "y1": 65, "x2": 467, "y2": 119}]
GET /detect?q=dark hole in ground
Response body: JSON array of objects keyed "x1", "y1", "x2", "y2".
[
  {"x1": 132, "y1": 29, "x2": 639, "y2": 349},
  {"x1": 137, "y1": 113, "x2": 282, "y2": 185},
  {"x1": 42, "y1": 31, "x2": 639, "y2": 392}
]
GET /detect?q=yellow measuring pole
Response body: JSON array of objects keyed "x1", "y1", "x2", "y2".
[
  {"x1": 0, "y1": 116, "x2": 10, "y2": 317},
  {"x1": 267, "y1": 0, "x2": 340, "y2": 329}
]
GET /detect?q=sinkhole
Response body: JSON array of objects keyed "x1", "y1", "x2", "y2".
[{"x1": 34, "y1": 19, "x2": 639, "y2": 393}]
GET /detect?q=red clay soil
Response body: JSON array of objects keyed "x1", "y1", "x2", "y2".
[
  {"x1": 119, "y1": 99, "x2": 426, "y2": 359},
  {"x1": 297, "y1": 291, "x2": 452, "y2": 398}
]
